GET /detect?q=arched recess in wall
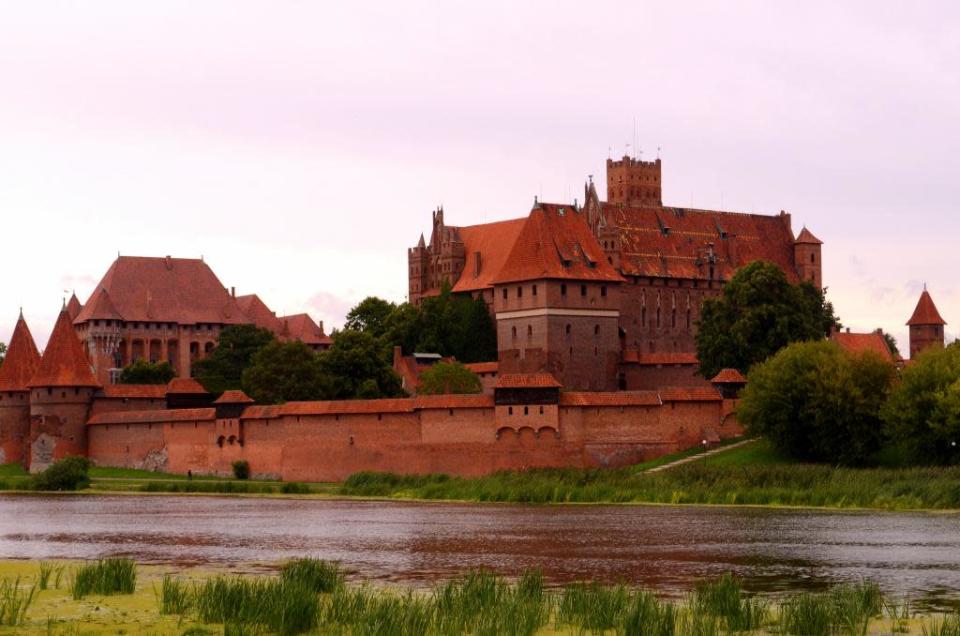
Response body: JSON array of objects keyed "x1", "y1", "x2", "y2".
[
  {"x1": 495, "y1": 426, "x2": 516, "y2": 441},
  {"x1": 537, "y1": 426, "x2": 560, "y2": 440}
]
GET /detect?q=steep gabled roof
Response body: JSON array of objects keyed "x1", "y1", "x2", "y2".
[
  {"x1": 710, "y1": 368, "x2": 748, "y2": 384},
  {"x1": 794, "y1": 227, "x2": 823, "y2": 245},
  {"x1": 279, "y1": 313, "x2": 331, "y2": 346},
  {"x1": 235, "y1": 294, "x2": 281, "y2": 332},
  {"x1": 450, "y1": 218, "x2": 528, "y2": 293},
  {"x1": 29, "y1": 309, "x2": 99, "y2": 388},
  {"x1": 0, "y1": 312, "x2": 42, "y2": 391},
  {"x1": 492, "y1": 204, "x2": 623, "y2": 284},
  {"x1": 78, "y1": 287, "x2": 122, "y2": 322},
  {"x1": 907, "y1": 290, "x2": 947, "y2": 326},
  {"x1": 604, "y1": 203, "x2": 798, "y2": 281},
  {"x1": 831, "y1": 331, "x2": 895, "y2": 362},
  {"x1": 75, "y1": 256, "x2": 246, "y2": 325}
]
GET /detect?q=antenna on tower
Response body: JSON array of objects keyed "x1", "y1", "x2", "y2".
[
  {"x1": 657, "y1": 146, "x2": 661, "y2": 160},
  {"x1": 633, "y1": 117, "x2": 637, "y2": 161}
]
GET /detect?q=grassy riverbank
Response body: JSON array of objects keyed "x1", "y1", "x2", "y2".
[
  {"x1": 0, "y1": 558, "x2": 956, "y2": 635},
  {"x1": 339, "y1": 440, "x2": 960, "y2": 510}
]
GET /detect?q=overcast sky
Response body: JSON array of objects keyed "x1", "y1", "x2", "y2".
[{"x1": 1, "y1": 1, "x2": 958, "y2": 354}]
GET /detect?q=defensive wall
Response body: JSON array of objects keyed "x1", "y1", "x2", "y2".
[{"x1": 86, "y1": 388, "x2": 741, "y2": 481}]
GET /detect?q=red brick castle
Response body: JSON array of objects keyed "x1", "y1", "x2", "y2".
[{"x1": 409, "y1": 155, "x2": 823, "y2": 391}]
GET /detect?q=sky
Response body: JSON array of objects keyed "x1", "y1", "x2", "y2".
[{"x1": 1, "y1": 1, "x2": 958, "y2": 353}]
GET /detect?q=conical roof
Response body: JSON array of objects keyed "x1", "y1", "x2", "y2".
[
  {"x1": 0, "y1": 312, "x2": 42, "y2": 391},
  {"x1": 794, "y1": 227, "x2": 823, "y2": 245},
  {"x1": 80, "y1": 287, "x2": 121, "y2": 321},
  {"x1": 65, "y1": 293, "x2": 82, "y2": 321},
  {"x1": 907, "y1": 290, "x2": 946, "y2": 326},
  {"x1": 29, "y1": 309, "x2": 99, "y2": 388}
]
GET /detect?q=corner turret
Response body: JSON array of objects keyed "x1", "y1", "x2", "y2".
[
  {"x1": 0, "y1": 311, "x2": 41, "y2": 465},
  {"x1": 907, "y1": 287, "x2": 946, "y2": 358},
  {"x1": 794, "y1": 227, "x2": 823, "y2": 290}
]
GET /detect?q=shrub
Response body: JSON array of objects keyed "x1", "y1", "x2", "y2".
[
  {"x1": 738, "y1": 341, "x2": 896, "y2": 465},
  {"x1": 417, "y1": 361, "x2": 482, "y2": 395},
  {"x1": 31, "y1": 457, "x2": 91, "y2": 491},
  {"x1": 232, "y1": 460, "x2": 251, "y2": 480},
  {"x1": 70, "y1": 558, "x2": 137, "y2": 599},
  {"x1": 280, "y1": 482, "x2": 310, "y2": 494}
]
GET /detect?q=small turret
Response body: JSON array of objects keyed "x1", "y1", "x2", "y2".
[
  {"x1": 794, "y1": 227, "x2": 823, "y2": 290},
  {"x1": 0, "y1": 311, "x2": 42, "y2": 466},
  {"x1": 27, "y1": 307, "x2": 100, "y2": 472},
  {"x1": 907, "y1": 287, "x2": 946, "y2": 359}
]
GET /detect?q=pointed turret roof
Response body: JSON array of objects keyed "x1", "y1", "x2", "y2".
[
  {"x1": 0, "y1": 312, "x2": 42, "y2": 391},
  {"x1": 29, "y1": 309, "x2": 99, "y2": 387},
  {"x1": 794, "y1": 227, "x2": 823, "y2": 245},
  {"x1": 79, "y1": 287, "x2": 122, "y2": 322},
  {"x1": 417, "y1": 233, "x2": 426, "y2": 248},
  {"x1": 907, "y1": 289, "x2": 947, "y2": 326},
  {"x1": 66, "y1": 293, "x2": 82, "y2": 321}
]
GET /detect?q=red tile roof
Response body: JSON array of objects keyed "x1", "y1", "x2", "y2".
[
  {"x1": 99, "y1": 384, "x2": 167, "y2": 399},
  {"x1": 658, "y1": 387, "x2": 721, "y2": 402},
  {"x1": 235, "y1": 294, "x2": 281, "y2": 332},
  {"x1": 831, "y1": 331, "x2": 895, "y2": 362},
  {"x1": 794, "y1": 227, "x2": 823, "y2": 245},
  {"x1": 275, "y1": 399, "x2": 415, "y2": 416},
  {"x1": 88, "y1": 408, "x2": 215, "y2": 426},
  {"x1": 622, "y1": 350, "x2": 699, "y2": 365},
  {"x1": 464, "y1": 361, "x2": 498, "y2": 374},
  {"x1": 0, "y1": 313, "x2": 41, "y2": 392},
  {"x1": 65, "y1": 293, "x2": 83, "y2": 321},
  {"x1": 451, "y1": 218, "x2": 528, "y2": 293},
  {"x1": 166, "y1": 377, "x2": 208, "y2": 394},
  {"x1": 78, "y1": 286, "x2": 122, "y2": 321},
  {"x1": 30, "y1": 309, "x2": 99, "y2": 388},
  {"x1": 604, "y1": 203, "x2": 798, "y2": 282},
  {"x1": 214, "y1": 390, "x2": 255, "y2": 404},
  {"x1": 710, "y1": 368, "x2": 748, "y2": 384},
  {"x1": 495, "y1": 373, "x2": 562, "y2": 389},
  {"x1": 279, "y1": 313, "x2": 332, "y2": 346},
  {"x1": 75, "y1": 256, "x2": 247, "y2": 325},
  {"x1": 560, "y1": 391, "x2": 661, "y2": 406},
  {"x1": 907, "y1": 290, "x2": 946, "y2": 326},
  {"x1": 493, "y1": 204, "x2": 624, "y2": 284}
]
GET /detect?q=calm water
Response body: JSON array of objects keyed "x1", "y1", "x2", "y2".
[{"x1": 1, "y1": 495, "x2": 958, "y2": 606}]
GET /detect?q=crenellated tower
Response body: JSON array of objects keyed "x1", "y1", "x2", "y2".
[
  {"x1": 0, "y1": 311, "x2": 41, "y2": 466},
  {"x1": 27, "y1": 306, "x2": 100, "y2": 472},
  {"x1": 606, "y1": 155, "x2": 662, "y2": 206}
]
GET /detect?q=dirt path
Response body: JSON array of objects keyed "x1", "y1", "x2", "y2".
[{"x1": 644, "y1": 438, "x2": 758, "y2": 473}]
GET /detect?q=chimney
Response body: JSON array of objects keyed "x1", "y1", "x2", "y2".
[
  {"x1": 846, "y1": 327, "x2": 851, "y2": 333},
  {"x1": 231, "y1": 286, "x2": 236, "y2": 298},
  {"x1": 393, "y1": 345, "x2": 404, "y2": 370},
  {"x1": 319, "y1": 320, "x2": 325, "y2": 335},
  {"x1": 473, "y1": 252, "x2": 482, "y2": 278}
]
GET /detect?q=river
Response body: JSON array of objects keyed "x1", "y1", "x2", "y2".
[{"x1": 1, "y1": 495, "x2": 958, "y2": 607}]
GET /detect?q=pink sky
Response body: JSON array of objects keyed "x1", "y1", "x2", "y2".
[{"x1": 1, "y1": 2, "x2": 958, "y2": 353}]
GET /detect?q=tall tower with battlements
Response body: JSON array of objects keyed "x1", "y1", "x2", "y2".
[{"x1": 606, "y1": 155, "x2": 662, "y2": 206}]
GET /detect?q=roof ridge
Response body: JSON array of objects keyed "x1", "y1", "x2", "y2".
[{"x1": 29, "y1": 309, "x2": 99, "y2": 388}]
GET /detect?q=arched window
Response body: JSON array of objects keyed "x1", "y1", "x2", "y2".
[
  {"x1": 810, "y1": 253, "x2": 815, "y2": 263},
  {"x1": 594, "y1": 325, "x2": 600, "y2": 335},
  {"x1": 511, "y1": 326, "x2": 517, "y2": 339},
  {"x1": 565, "y1": 324, "x2": 572, "y2": 335},
  {"x1": 527, "y1": 325, "x2": 533, "y2": 338}
]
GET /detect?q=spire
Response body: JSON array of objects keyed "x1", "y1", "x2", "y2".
[
  {"x1": 907, "y1": 289, "x2": 946, "y2": 326},
  {"x1": 29, "y1": 308, "x2": 99, "y2": 388},
  {"x1": 65, "y1": 292, "x2": 82, "y2": 321},
  {"x1": 417, "y1": 233, "x2": 426, "y2": 249},
  {"x1": 794, "y1": 226, "x2": 823, "y2": 245},
  {"x1": 0, "y1": 312, "x2": 42, "y2": 392}
]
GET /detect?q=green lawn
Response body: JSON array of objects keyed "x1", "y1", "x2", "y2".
[
  {"x1": 0, "y1": 463, "x2": 27, "y2": 478},
  {"x1": 697, "y1": 439, "x2": 786, "y2": 467}
]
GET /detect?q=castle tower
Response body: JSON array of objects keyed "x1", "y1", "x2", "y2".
[
  {"x1": 408, "y1": 233, "x2": 428, "y2": 305},
  {"x1": 27, "y1": 307, "x2": 100, "y2": 473},
  {"x1": 0, "y1": 311, "x2": 41, "y2": 466},
  {"x1": 606, "y1": 155, "x2": 662, "y2": 206},
  {"x1": 794, "y1": 227, "x2": 823, "y2": 290},
  {"x1": 907, "y1": 288, "x2": 947, "y2": 359}
]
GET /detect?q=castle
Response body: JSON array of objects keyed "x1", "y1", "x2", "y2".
[
  {"x1": 0, "y1": 154, "x2": 947, "y2": 480},
  {"x1": 409, "y1": 155, "x2": 823, "y2": 391}
]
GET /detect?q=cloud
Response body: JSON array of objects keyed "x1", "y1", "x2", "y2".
[{"x1": 304, "y1": 291, "x2": 357, "y2": 332}]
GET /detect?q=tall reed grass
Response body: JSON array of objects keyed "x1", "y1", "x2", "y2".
[
  {"x1": 70, "y1": 558, "x2": 136, "y2": 599},
  {"x1": 193, "y1": 576, "x2": 319, "y2": 635},
  {"x1": 691, "y1": 573, "x2": 769, "y2": 631},
  {"x1": 779, "y1": 581, "x2": 883, "y2": 635},
  {"x1": 155, "y1": 575, "x2": 192, "y2": 615},
  {"x1": 0, "y1": 577, "x2": 36, "y2": 626},
  {"x1": 279, "y1": 558, "x2": 343, "y2": 593}
]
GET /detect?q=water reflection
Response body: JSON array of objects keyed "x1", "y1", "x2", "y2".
[{"x1": 0, "y1": 495, "x2": 958, "y2": 607}]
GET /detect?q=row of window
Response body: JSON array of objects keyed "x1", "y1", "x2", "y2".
[
  {"x1": 506, "y1": 405, "x2": 546, "y2": 416},
  {"x1": 88, "y1": 320, "x2": 217, "y2": 331},
  {"x1": 510, "y1": 323, "x2": 605, "y2": 339},
  {"x1": 501, "y1": 284, "x2": 609, "y2": 301}
]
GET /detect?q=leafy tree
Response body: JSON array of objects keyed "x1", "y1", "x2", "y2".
[
  {"x1": 241, "y1": 340, "x2": 333, "y2": 404},
  {"x1": 696, "y1": 260, "x2": 839, "y2": 378},
  {"x1": 319, "y1": 329, "x2": 405, "y2": 399},
  {"x1": 31, "y1": 457, "x2": 91, "y2": 491},
  {"x1": 738, "y1": 340, "x2": 896, "y2": 465},
  {"x1": 0, "y1": 341, "x2": 6, "y2": 366},
  {"x1": 882, "y1": 342, "x2": 960, "y2": 465},
  {"x1": 344, "y1": 297, "x2": 397, "y2": 338},
  {"x1": 880, "y1": 331, "x2": 901, "y2": 358},
  {"x1": 417, "y1": 284, "x2": 497, "y2": 362},
  {"x1": 381, "y1": 302, "x2": 423, "y2": 355},
  {"x1": 193, "y1": 325, "x2": 276, "y2": 392},
  {"x1": 418, "y1": 361, "x2": 482, "y2": 395},
  {"x1": 118, "y1": 359, "x2": 176, "y2": 385}
]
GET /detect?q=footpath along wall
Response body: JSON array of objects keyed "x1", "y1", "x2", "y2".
[{"x1": 86, "y1": 389, "x2": 741, "y2": 481}]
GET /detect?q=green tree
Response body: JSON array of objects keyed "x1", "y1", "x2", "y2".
[
  {"x1": 118, "y1": 359, "x2": 176, "y2": 384},
  {"x1": 418, "y1": 361, "x2": 482, "y2": 395},
  {"x1": 319, "y1": 329, "x2": 405, "y2": 399},
  {"x1": 241, "y1": 340, "x2": 333, "y2": 404},
  {"x1": 0, "y1": 341, "x2": 6, "y2": 366},
  {"x1": 880, "y1": 330, "x2": 901, "y2": 358},
  {"x1": 344, "y1": 297, "x2": 397, "y2": 338},
  {"x1": 695, "y1": 260, "x2": 839, "y2": 378},
  {"x1": 381, "y1": 302, "x2": 423, "y2": 355},
  {"x1": 737, "y1": 340, "x2": 896, "y2": 465},
  {"x1": 882, "y1": 342, "x2": 960, "y2": 465},
  {"x1": 193, "y1": 324, "x2": 276, "y2": 392},
  {"x1": 417, "y1": 284, "x2": 497, "y2": 362}
]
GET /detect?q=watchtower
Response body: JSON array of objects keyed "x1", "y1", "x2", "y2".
[{"x1": 606, "y1": 155, "x2": 662, "y2": 206}]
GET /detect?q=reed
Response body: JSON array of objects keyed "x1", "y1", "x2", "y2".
[
  {"x1": 431, "y1": 568, "x2": 547, "y2": 636},
  {"x1": 192, "y1": 575, "x2": 319, "y2": 635},
  {"x1": 155, "y1": 575, "x2": 192, "y2": 615},
  {"x1": 779, "y1": 591, "x2": 833, "y2": 636},
  {"x1": 621, "y1": 590, "x2": 678, "y2": 636},
  {"x1": 832, "y1": 580, "x2": 883, "y2": 634},
  {"x1": 923, "y1": 613, "x2": 960, "y2": 636},
  {"x1": 37, "y1": 562, "x2": 54, "y2": 590},
  {"x1": 140, "y1": 481, "x2": 277, "y2": 494},
  {"x1": 279, "y1": 558, "x2": 343, "y2": 593},
  {"x1": 0, "y1": 577, "x2": 36, "y2": 626},
  {"x1": 690, "y1": 573, "x2": 768, "y2": 631},
  {"x1": 70, "y1": 558, "x2": 136, "y2": 599},
  {"x1": 885, "y1": 596, "x2": 912, "y2": 633}
]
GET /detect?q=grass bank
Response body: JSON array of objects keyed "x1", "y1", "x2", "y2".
[
  {"x1": 339, "y1": 440, "x2": 960, "y2": 510},
  {"x1": 1, "y1": 558, "x2": 957, "y2": 635}
]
